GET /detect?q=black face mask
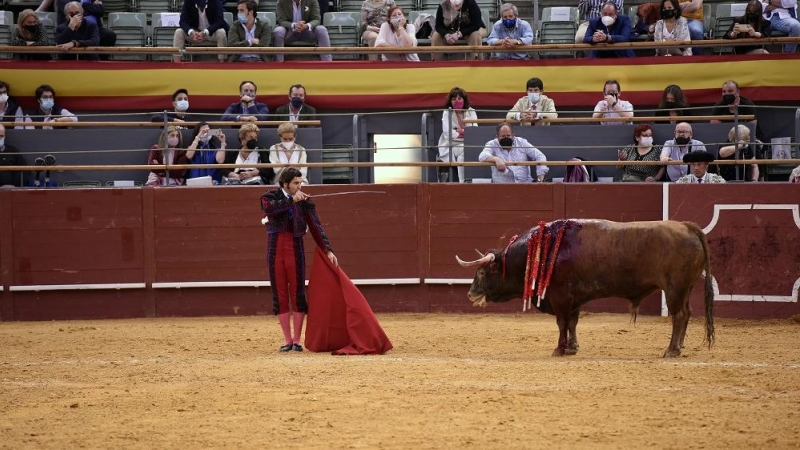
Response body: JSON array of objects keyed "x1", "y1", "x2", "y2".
[
  {"x1": 746, "y1": 13, "x2": 760, "y2": 22},
  {"x1": 665, "y1": 100, "x2": 676, "y2": 108},
  {"x1": 499, "y1": 137, "x2": 514, "y2": 148},
  {"x1": 675, "y1": 136, "x2": 690, "y2": 145},
  {"x1": 24, "y1": 24, "x2": 39, "y2": 32},
  {"x1": 246, "y1": 139, "x2": 258, "y2": 150},
  {"x1": 661, "y1": 9, "x2": 676, "y2": 19},
  {"x1": 722, "y1": 94, "x2": 736, "y2": 105}
]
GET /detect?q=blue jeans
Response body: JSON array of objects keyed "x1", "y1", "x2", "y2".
[
  {"x1": 770, "y1": 15, "x2": 800, "y2": 53},
  {"x1": 687, "y1": 19, "x2": 705, "y2": 54}
]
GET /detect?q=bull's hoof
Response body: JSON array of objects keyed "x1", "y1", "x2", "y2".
[
  {"x1": 662, "y1": 348, "x2": 682, "y2": 358},
  {"x1": 551, "y1": 347, "x2": 566, "y2": 356},
  {"x1": 564, "y1": 347, "x2": 578, "y2": 356}
]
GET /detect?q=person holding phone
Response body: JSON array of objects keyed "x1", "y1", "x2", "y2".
[
  {"x1": 185, "y1": 122, "x2": 227, "y2": 184},
  {"x1": 724, "y1": 0, "x2": 771, "y2": 54},
  {"x1": 592, "y1": 79, "x2": 634, "y2": 125}
]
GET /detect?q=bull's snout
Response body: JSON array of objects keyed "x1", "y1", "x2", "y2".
[{"x1": 467, "y1": 291, "x2": 487, "y2": 308}]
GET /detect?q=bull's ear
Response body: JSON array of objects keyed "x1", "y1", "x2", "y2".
[{"x1": 486, "y1": 254, "x2": 501, "y2": 273}]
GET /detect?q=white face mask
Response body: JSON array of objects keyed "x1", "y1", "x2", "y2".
[
  {"x1": 601, "y1": 15, "x2": 615, "y2": 27},
  {"x1": 451, "y1": 0, "x2": 462, "y2": 6},
  {"x1": 639, "y1": 136, "x2": 653, "y2": 147},
  {"x1": 167, "y1": 136, "x2": 180, "y2": 147},
  {"x1": 390, "y1": 16, "x2": 403, "y2": 26},
  {"x1": 0, "y1": 93, "x2": 8, "y2": 104},
  {"x1": 281, "y1": 140, "x2": 295, "y2": 150},
  {"x1": 0, "y1": 138, "x2": 5, "y2": 148},
  {"x1": 175, "y1": 100, "x2": 189, "y2": 112},
  {"x1": 528, "y1": 92, "x2": 540, "y2": 103}
]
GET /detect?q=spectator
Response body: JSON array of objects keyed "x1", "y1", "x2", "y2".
[
  {"x1": 655, "y1": 84, "x2": 692, "y2": 123},
  {"x1": 564, "y1": 158, "x2": 592, "y2": 182},
  {"x1": 677, "y1": 0, "x2": 704, "y2": 51},
  {"x1": 710, "y1": 80, "x2": 757, "y2": 124},
  {"x1": 0, "y1": 124, "x2": 26, "y2": 187},
  {"x1": 487, "y1": 3, "x2": 534, "y2": 60},
  {"x1": 763, "y1": 0, "x2": 800, "y2": 54},
  {"x1": 56, "y1": 0, "x2": 116, "y2": 60},
  {"x1": 11, "y1": 9, "x2": 52, "y2": 61},
  {"x1": 228, "y1": 0, "x2": 272, "y2": 62},
  {"x1": 592, "y1": 79, "x2": 634, "y2": 125},
  {"x1": 146, "y1": 125, "x2": 189, "y2": 186},
  {"x1": 653, "y1": 0, "x2": 691, "y2": 56},
  {"x1": 173, "y1": 0, "x2": 228, "y2": 63},
  {"x1": 185, "y1": 122, "x2": 227, "y2": 183},
  {"x1": 273, "y1": 0, "x2": 332, "y2": 62},
  {"x1": 0, "y1": 81, "x2": 26, "y2": 128},
  {"x1": 375, "y1": 6, "x2": 419, "y2": 61},
  {"x1": 506, "y1": 77, "x2": 558, "y2": 126},
  {"x1": 273, "y1": 84, "x2": 319, "y2": 124},
  {"x1": 221, "y1": 81, "x2": 270, "y2": 123},
  {"x1": 270, "y1": 122, "x2": 309, "y2": 184},
  {"x1": 789, "y1": 165, "x2": 800, "y2": 183},
  {"x1": 479, "y1": 122, "x2": 548, "y2": 183},
  {"x1": 25, "y1": 84, "x2": 78, "y2": 129},
  {"x1": 151, "y1": 88, "x2": 195, "y2": 123},
  {"x1": 55, "y1": 1, "x2": 100, "y2": 60},
  {"x1": 437, "y1": 87, "x2": 477, "y2": 183},
  {"x1": 431, "y1": 0, "x2": 486, "y2": 61},
  {"x1": 724, "y1": 0, "x2": 771, "y2": 55},
  {"x1": 224, "y1": 123, "x2": 274, "y2": 185},
  {"x1": 361, "y1": 0, "x2": 396, "y2": 61},
  {"x1": 717, "y1": 124, "x2": 759, "y2": 182},
  {"x1": 660, "y1": 121, "x2": 707, "y2": 181},
  {"x1": 576, "y1": 0, "x2": 624, "y2": 42},
  {"x1": 676, "y1": 150, "x2": 726, "y2": 183},
  {"x1": 583, "y1": 1, "x2": 635, "y2": 58},
  {"x1": 617, "y1": 123, "x2": 665, "y2": 181}
]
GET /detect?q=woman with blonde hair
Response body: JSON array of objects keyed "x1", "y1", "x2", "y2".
[
  {"x1": 269, "y1": 122, "x2": 308, "y2": 185},
  {"x1": 224, "y1": 123, "x2": 274, "y2": 185},
  {"x1": 717, "y1": 124, "x2": 760, "y2": 182},
  {"x1": 146, "y1": 126, "x2": 189, "y2": 186},
  {"x1": 11, "y1": 9, "x2": 52, "y2": 61}
]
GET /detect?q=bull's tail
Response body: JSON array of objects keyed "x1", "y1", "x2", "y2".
[{"x1": 685, "y1": 222, "x2": 715, "y2": 348}]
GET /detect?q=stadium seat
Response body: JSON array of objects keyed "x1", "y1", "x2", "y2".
[
  {"x1": 0, "y1": 11, "x2": 12, "y2": 60},
  {"x1": 323, "y1": 12, "x2": 361, "y2": 60},
  {"x1": 132, "y1": 0, "x2": 171, "y2": 16},
  {"x1": 538, "y1": 6, "x2": 579, "y2": 59},
  {"x1": 257, "y1": 0, "x2": 277, "y2": 14},
  {"x1": 150, "y1": 12, "x2": 180, "y2": 61},
  {"x1": 393, "y1": 0, "x2": 418, "y2": 13},
  {"x1": 108, "y1": 12, "x2": 147, "y2": 61},
  {"x1": 408, "y1": 9, "x2": 436, "y2": 46},
  {"x1": 322, "y1": 144, "x2": 355, "y2": 184},
  {"x1": 35, "y1": 11, "x2": 57, "y2": 41},
  {"x1": 337, "y1": 0, "x2": 362, "y2": 13},
  {"x1": 256, "y1": 11, "x2": 276, "y2": 28},
  {"x1": 103, "y1": 0, "x2": 130, "y2": 13},
  {"x1": 418, "y1": 0, "x2": 439, "y2": 11},
  {"x1": 223, "y1": 11, "x2": 233, "y2": 27},
  {"x1": 473, "y1": 0, "x2": 498, "y2": 22}
]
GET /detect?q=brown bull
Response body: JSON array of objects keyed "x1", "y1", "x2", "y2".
[{"x1": 456, "y1": 219, "x2": 714, "y2": 358}]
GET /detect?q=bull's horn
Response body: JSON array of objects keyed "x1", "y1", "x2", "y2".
[
  {"x1": 474, "y1": 249, "x2": 485, "y2": 258},
  {"x1": 456, "y1": 253, "x2": 495, "y2": 268}
]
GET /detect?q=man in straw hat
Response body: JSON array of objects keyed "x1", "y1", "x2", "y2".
[{"x1": 675, "y1": 150, "x2": 726, "y2": 184}]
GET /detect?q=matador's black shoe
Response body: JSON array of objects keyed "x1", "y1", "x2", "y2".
[
  {"x1": 292, "y1": 344, "x2": 303, "y2": 352},
  {"x1": 279, "y1": 344, "x2": 293, "y2": 352}
]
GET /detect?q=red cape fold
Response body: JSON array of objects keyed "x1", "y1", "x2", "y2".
[{"x1": 305, "y1": 247, "x2": 393, "y2": 355}]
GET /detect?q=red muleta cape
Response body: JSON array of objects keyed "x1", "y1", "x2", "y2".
[{"x1": 304, "y1": 247, "x2": 393, "y2": 355}]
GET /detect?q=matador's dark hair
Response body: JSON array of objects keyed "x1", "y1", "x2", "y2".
[{"x1": 279, "y1": 167, "x2": 303, "y2": 188}]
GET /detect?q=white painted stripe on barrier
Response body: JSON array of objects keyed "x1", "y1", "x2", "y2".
[
  {"x1": 350, "y1": 278, "x2": 421, "y2": 285},
  {"x1": 152, "y1": 279, "x2": 421, "y2": 289},
  {"x1": 10, "y1": 283, "x2": 146, "y2": 292},
  {"x1": 424, "y1": 278, "x2": 473, "y2": 285},
  {"x1": 661, "y1": 183, "x2": 669, "y2": 317}
]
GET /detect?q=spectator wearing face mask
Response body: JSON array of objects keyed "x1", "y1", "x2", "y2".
[
  {"x1": 225, "y1": 123, "x2": 274, "y2": 185},
  {"x1": 273, "y1": 84, "x2": 318, "y2": 125},
  {"x1": 56, "y1": 0, "x2": 117, "y2": 59},
  {"x1": 375, "y1": 6, "x2": 419, "y2": 61},
  {"x1": 592, "y1": 79, "x2": 634, "y2": 125},
  {"x1": 487, "y1": 3, "x2": 534, "y2": 60},
  {"x1": 660, "y1": 121, "x2": 707, "y2": 181},
  {"x1": 655, "y1": 84, "x2": 693, "y2": 124},
  {"x1": 431, "y1": 0, "x2": 487, "y2": 61},
  {"x1": 146, "y1": 125, "x2": 189, "y2": 186},
  {"x1": 653, "y1": 0, "x2": 691, "y2": 56},
  {"x1": 575, "y1": 0, "x2": 624, "y2": 43},
  {"x1": 11, "y1": 9, "x2": 52, "y2": 61},
  {"x1": 186, "y1": 122, "x2": 227, "y2": 184},
  {"x1": 724, "y1": 0, "x2": 771, "y2": 55},
  {"x1": 55, "y1": 1, "x2": 100, "y2": 60},
  {"x1": 710, "y1": 80, "x2": 757, "y2": 125},
  {"x1": 437, "y1": 87, "x2": 477, "y2": 183},
  {"x1": 221, "y1": 80, "x2": 270, "y2": 123},
  {"x1": 24, "y1": 84, "x2": 78, "y2": 130},
  {"x1": 361, "y1": 0, "x2": 396, "y2": 61},
  {"x1": 583, "y1": 1, "x2": 635, "y2": 58},
  {"x1": 506, "y1": 77, "x2": 558, "y2": 127},
  {"x1": 0, "y1": 81, "x2": 26, "y2": 129},
  {"x1": 717, "y1": 125, "x2": 760, "y2": 182},
  {"x1": 228, "y1": 0, "x2": 272, "y2": 62},
  {"x1": 151, "y1": 88, "x2": 195, "y2": 123},
  {"x1": 617, "y1": 124, "x2": 665, "y2": 182},
  {"x1": 479, "y1": 122, "x2": 548, "y2": 183},
  {"x1": 270, "y1": 122, "x2": 309, "y2": 185}
]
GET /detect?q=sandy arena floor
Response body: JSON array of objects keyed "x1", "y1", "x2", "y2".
[{"x1": 1, "y1": 312, "x2": 799, "y2": 449}]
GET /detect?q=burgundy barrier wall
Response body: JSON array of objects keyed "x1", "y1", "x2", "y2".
[{"x1": 1, "y1": 184, "x2": 797, "y2": 321}]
